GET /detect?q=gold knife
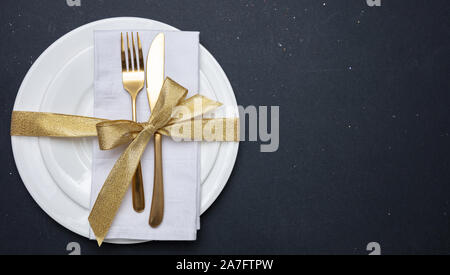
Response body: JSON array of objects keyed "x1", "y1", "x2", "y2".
[{"x1": 146, "y1": 33, "x2": 165, "y2": 227}]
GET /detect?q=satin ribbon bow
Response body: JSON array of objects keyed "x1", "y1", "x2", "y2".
[{"x1": 11, "y1": 77, "x2": 239, "y2": 245}]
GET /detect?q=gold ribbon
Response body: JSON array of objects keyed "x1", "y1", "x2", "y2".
[{"x1": 11, "y1": 78, "x2": 239, "y2": 245}]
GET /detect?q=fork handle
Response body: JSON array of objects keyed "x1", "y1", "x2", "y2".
[
  {"x1": 132, "y1": 163, "x2": 145, "y2": 212},
  {"x1": 149, "y1": 133, "x2": 164, "y2": 227},
  {"x1": 131, "y1": 97, "x2": 145, "y2": 213}
]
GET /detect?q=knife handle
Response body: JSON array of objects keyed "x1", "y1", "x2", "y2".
[{"x1": 149, "y1": 133, "x2": 164, "y2": 227}]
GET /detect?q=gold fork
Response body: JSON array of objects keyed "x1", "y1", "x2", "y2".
[{"x1": 121, "y1": 32, "x2": 145, "y2": 213}]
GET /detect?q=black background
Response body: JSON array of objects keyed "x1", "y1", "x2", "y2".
[{"x1": 1, "y1": 0, "x2": 449, "y2": 255}]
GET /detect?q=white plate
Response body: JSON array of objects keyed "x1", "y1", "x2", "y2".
[{"x1": 11, "y1": 17, "x2": 239, "y2": 243}]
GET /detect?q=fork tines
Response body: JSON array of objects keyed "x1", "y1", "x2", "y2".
[{"x1": 121, "y1": 32, "x2": 144, "y2": 72}]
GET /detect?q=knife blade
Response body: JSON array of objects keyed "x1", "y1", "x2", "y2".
[
  {"x1": 146, "y1": 33, "x2": 165, "y2": 111},
  {"x1": 146, "y1": 33, "x2": 165, "y2": 227}
]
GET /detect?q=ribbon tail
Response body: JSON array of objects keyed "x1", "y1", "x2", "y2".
[
  {"x1": 11, "y1": 111, "x2": 105, "y2": 137},
  {"x1": 88, "y1": 128, "x2": 154, "y2": 246}
]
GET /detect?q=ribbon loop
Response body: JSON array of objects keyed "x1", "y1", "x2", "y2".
[{"x1": 147, "y1": 77, "x2": 189, "y2": 129}]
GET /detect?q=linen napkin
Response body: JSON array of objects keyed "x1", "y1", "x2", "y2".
[{"x1": 90, "y1": 30, "x2": 200, "y2": 241}]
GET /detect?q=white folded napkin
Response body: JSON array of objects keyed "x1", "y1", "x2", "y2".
[{"x1": 90, "y1": 30, "x2": 200, "y2": 241}]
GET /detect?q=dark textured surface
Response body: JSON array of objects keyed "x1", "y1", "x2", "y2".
[{"x1": 1, "y1": 0, "x2": 449, "y2": 255}]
